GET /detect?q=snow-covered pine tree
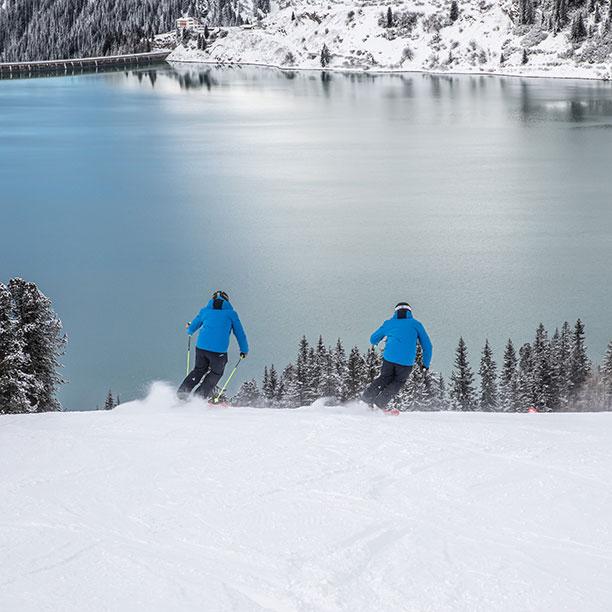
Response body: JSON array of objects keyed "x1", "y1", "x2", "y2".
[
  {"x1": 365, "y1": 346, "x2": 381, "y2": 384},
  {"x1": 518, "y1": 0, "x2": 535, "y2": 25},
  {"x1": 0, "y1": 283, "x2": 39, "y2": 414},
  {"x1": 449, "y1": 337, "x2": 476, "y2": 411},
  {"x1": 8, "y1": 278, "x2": 65, "y2": 412},
  {"x1": 307, "y1": 346, "x2": 319, "y2": 402},
  {"x1": 498, "y1": 338, "x2": 519, "y2": 412},
  {"x1": 317, "y1": 343, "x2": 336, "y2": 401},
  {"x1": 232, "y1": 378, "x2": 261, "y2": 406},
  {"x1": 295, "y1": 336, "x2": 311, "y2": 405},
  {"x1": 570, "y1": 11, "x2": 588, "y2": 41},
  {"x1": 601, "y1": 340, "x2": 612, "y2": 409},
  {"x1": 552, "y1": 0, "x2": 569, "y2": 31},
  {"x1": 346, "y1": 346, "x2": 367, "y2": 401},
  {"x1": 263, "y1": 364, "x2": 279, "y2": 405},
  {"x1": 275, "y1": 374, "x2": 286, "y2": 408},
  {"x1": 432, "y1": 372, "x2": 448, "y2": 410},
  {"x1": 449, "y1": 0, "x2": 459, "y2": 22},
  {"x1": 320, "y1": 43, "x2": 331, "y2": 67},
  {"x1": 531, "y1": 323, "x2": 554, "y2": 411},
  {"x1": 332, "y1": 339, "x2": 348, "y2": 403},
  {"x1": 386, "y1": 6, "x2": 393, "y2": 27},
  {"x1": 570, "y1": 318, "x2": 591, "y2": 408},
  {"x1": 478, "y1": 339, "x2": 498, "y2": 411},
  {"x1": 312, "y1": 336, "x2": 326, "y2": 397},
  {"x1": 280, "y1": 363, "x2": 300, "y2": 408},
  {"x1": 552, "y1": 321, "x2": 573, "y2": 410},
  {"x1": 517, "y1": 342, "x2": 534, "y2": 411},
  {"x1": 104, "y1": 390, "x2": 115, "y2": 410}
]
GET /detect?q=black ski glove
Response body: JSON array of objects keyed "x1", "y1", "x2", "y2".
[{"x1": 240, "y1": 352, "x2": 248, "y2": 359}]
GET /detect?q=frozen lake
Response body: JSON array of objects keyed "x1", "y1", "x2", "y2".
[{"x1": 1, "y1": 64, "x2": 611, "y2": 410}]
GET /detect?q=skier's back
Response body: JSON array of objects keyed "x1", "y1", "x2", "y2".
[
  {"x1": 178, "y1": 290, "x2": 248, "y2": 400},
  {"x1": 363, "y1": 302, "x2": 432, "y2": 409}
]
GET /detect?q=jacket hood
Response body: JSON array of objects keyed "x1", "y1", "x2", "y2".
[{"x1": 205, "y1": 297, "x2": 233, "y2": 311}]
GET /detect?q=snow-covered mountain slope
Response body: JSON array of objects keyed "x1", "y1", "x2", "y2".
[
  {"x1": 168, "y1": 0, "x2": 612, "y2": 79},
  {"x1": 2, "y1": 382, "x2": 612, "y2": 611}
]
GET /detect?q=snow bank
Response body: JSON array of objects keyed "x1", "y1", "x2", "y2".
[
  {"x1": 2, "y1": 384, "x2": 612, "y2": 611},
  {"x1": 167, "y1": 0, "x2": 612, "y2": 80}
]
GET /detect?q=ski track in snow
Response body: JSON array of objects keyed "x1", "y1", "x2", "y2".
[{"x1": 1, "y1": 381, "x2": 612, "y2": 611}]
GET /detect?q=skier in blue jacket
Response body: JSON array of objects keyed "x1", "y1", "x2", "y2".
[
  {"x1": 178, "y1": 290, "x2": 249, "y2": 399},
  {"x1": 362, "y1": 302, "x2": 432, "y2": 409}
]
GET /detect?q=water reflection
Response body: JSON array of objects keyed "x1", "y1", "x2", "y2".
[{"x1": 115, "y1": 63, "x2": 612, "y2": 125}]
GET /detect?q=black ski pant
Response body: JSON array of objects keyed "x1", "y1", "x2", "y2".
[
  {"x1": 178, "y1": 348, "x2": 228, "y2": 399},
  {"x1": 363, "y1": 359, "x2": 413, "y2": 408}
]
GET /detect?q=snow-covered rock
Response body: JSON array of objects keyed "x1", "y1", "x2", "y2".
[
  {"x1": 2, "y1": 381, "x2": 612, "y2": 610},
  {"x1": 167, "y1": 0, "x2": 612, "y2": 79}
]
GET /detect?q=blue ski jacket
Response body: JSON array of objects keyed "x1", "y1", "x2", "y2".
[
  {"x1": 370, "y1": 310, "x2": 432, "y2": 368},
  {"x1": 187, "y1": 297, "x2": 249, "y2": 354}
]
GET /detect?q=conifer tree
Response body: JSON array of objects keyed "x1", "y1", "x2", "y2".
[
  {"x1": 104, "y1": 390, "x2": 115, "y2": 410},
  {"x1": 232, "y1": 379, "x2": 261, "y2": 406},
  {"x1": 518, "y1": 0, "x2": 535, "y2": 25},
  {"x1": 333, "y1": 339, "x2": 348, "y2": 402},
  {"x1": 499, "y1": 338, "x2": 519, "y2": 412},
  {"x1": 346, "y1": 346, "x2": 367, "y2": 401},
  {"x1": 365, "y1": 346, "x2": 381, "y2": 383},
  {"x1": 553, "y1": 321, "x2": 573, "y2": 410},
  {"x1": 295, "y1": 336, "x2": 311, "y2": 405},
  {"x1": 318, "y1": 344, "x2": 336, "y2": 400},
  {"x1": 449, "y1": 337, "x2": 476, "y2": 411},
  {"x1": 601, "y1": 340, "x2": 612, "y2": 409},
  {"x1": 386, "y1": 6, "x2": 393, "y2": 27},
  {"x1": 517, "y1": 342, "x2": 534, "y2": 410},
  {"x1": 552, "y1": 0, "x2": 569, "y2": 31},
  {"x1": 450, "y1": 0, "x2": 459, "y2": 22},
  {"x1": 570, "y1": 11, "x2": 588, "y2": 40},
  {"x1": 531, "y1": 324, "x2": 553, "y2": 411},
  {"x1": 8, "y1": 278, "x2": 65, "y2": 412},
  {"x1": 263, "y1": 364, "x2": 278, "y2": 404},
  {"x1": 478, "y1": 339, "x2": 498, "y2": 411},
  {"x1": 0, "y1": 284, "x2": 39, "y2": 414},
  {"x1": 433, "y1": 373, "x2": 448, "y2": 410},
  {"x1": 320, "y1": 43, "x2": 331, "y2": 67},
  {"x1": 280, "y1": 363, "x2": 300, "y2": 408},
  {"x1": 570, "y1": 318, "x2": 590, "y2": 406}
]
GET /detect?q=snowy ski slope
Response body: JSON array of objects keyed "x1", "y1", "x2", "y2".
[{"x1": 1, "y1": 382, "x2": 611, "y2": 611}]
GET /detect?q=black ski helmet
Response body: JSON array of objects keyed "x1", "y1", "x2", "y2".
[
  {"x1": 212, "y1": 290, "x2": 229, "y2": 301},
  {"x1": 395, "y1": 302, "x2": 412, "y2": 319}
]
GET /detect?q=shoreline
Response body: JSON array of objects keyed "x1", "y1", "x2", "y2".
[{"x1": 168, "y1": 57, "x2": 612, "y2": 84}]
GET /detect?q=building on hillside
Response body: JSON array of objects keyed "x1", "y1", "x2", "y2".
[{"x1": 176, "y1": 16, "x2": 199, "y2": 30}]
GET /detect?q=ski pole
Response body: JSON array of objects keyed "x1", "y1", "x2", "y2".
[
  {"x1": 212, "y1": 355, "x2": 245, "y2": 404},
  {"x1": 186, "y1": 334, "x2": 192, "y2": 376}
]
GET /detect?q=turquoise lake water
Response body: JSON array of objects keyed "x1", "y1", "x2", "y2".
[{"x1": 1, "y1": 64, "x2": 611, "y2": 409}]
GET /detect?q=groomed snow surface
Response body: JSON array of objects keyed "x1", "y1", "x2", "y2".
[{"x1": 2, "y1": 383, "x2": 612, "y2": 611}]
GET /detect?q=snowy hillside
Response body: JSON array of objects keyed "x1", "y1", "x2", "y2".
[
  {"x1": 2, "y1": 382, "x2": 612, "y2": 611},
  {"x1": 168, "y1": 0, "x2": 612, "y2": 79}
]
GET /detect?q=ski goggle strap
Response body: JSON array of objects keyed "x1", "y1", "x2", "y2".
[
  {"x1": 395, "y1": 302, "x2": 412, "y2": 312},
  {"x1": 213, "y1": 290, "x2": 229, "y2": 301}
]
